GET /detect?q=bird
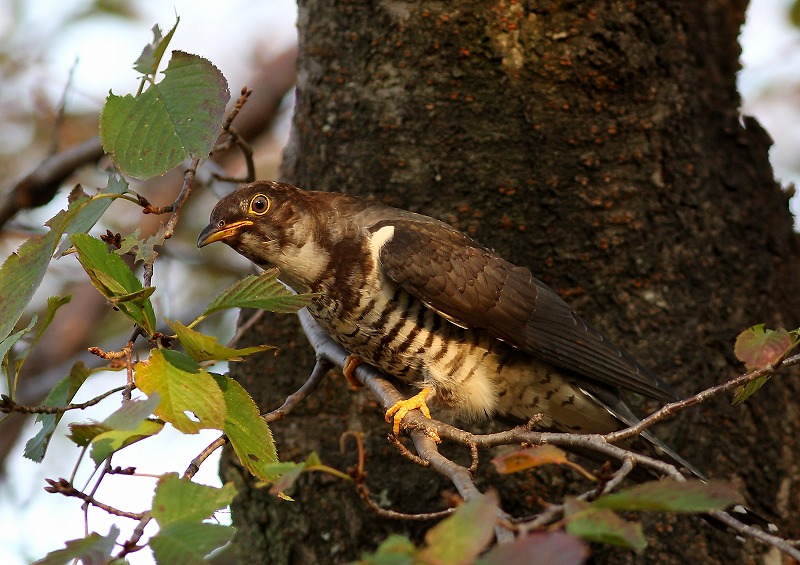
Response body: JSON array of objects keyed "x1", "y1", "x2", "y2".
[{"x1": 196, "y1": 180, "x2": 707, "y2": 471}]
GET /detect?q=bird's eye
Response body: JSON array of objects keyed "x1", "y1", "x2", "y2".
[
  {"x1": 216, "y1": 219, "x2": 225, "y2": 228},
  {"x1": 249, "y1": 194, "x2": 270, "y2": 215}
]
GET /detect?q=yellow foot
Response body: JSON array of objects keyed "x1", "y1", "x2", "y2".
[
  {"x1": 342, "y1": 355, "x2": 364, "y2": 388},
  {"x1": 385, "y1": 388, "x2": 434, "y2": 435}
]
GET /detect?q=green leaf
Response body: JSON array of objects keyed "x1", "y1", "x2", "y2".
[
  {"x1": 0, "y1": 175, "x2": 126, "y2": 345},
  {"x1": 23, "y1": 296, "x2": 71, "y2": 356},
  {"x1": 594, "y1": 479, "x2": 741, "y2": 513},
  {"x1": 478, "y1": 531, "x2": 588, "y2": 565},
  {"x1": 0, "y1": 231, "x2": 56, "y2": 344},
  {"x1": 56, "y1": 177, "x2": 129, "y2": 256},
  {"x1": 152, "y1": 473, "x2": 236, "y2": 526},
  {"x1": 202, "y1": 269, "x2": 313, "y2": 317},
  {"x1": 734, "y1": 325, "x2": 795, "y2": 370},
  {"x1": 68, "y1": 422, "x2": 109, "y2": 447},
  {"x1": 1, "y1": 315, "x2": 36, "y2": 393},
  {"x1": 115, "y1": 227, "x2": 164, "y2": 265},
  {"x1": 731, "y1": 325, "x2": 795, "y2": 404},
  {"x1": 24, "y1": 361, "x2": 91, "y2": 461},
  {"x1": 419, "y1": 493, "x2": 498, "y2": 565},
  {"x1": 70, "y1": 233, "x2": 157, "y2": 335},
  {"x1": 66, "y1": 394, "x2": 162, "y2": 459},
  {"x1": 33, "y1": 526, "x2": 119, "y2": 565},
  {"x1": 354, "y1": 534, "x2": 416, "y2": 565},
  {"x1": 134, "y1": 19, "x2": 179, "y2": 76},
  {"x1": 564, "y1": 499, "x2": 646, "y2": 552},
  {"x1": 6, "y1": 294, "x2": 69, "y2": 387},
  {"x1": 91, "y1": 418, "x2": 164, "y2": 465},
  {"x1": 149, "y1": 522, "x2": 235, "y2": 565},
  {"x1": 732, "y1": 376, "x2": 769, "y2": 406},
  {"x1": 169, "y1": 319, "x2": 273, "y2": 362},
  {"x1": 211, "y1": 373, "x2": 278, "y2": 481},
  {"x1": 134, "y1": 349, "x2": 225, "y2": 433},
  {"x1": 87, "y1": 393, "x2": 163, "y2": 464},
  {"x1": 100, "y1": 51, "x2": 230, "y2": 180}
]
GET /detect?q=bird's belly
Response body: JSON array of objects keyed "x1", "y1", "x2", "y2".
[
  {"x1": 309, "y1": 286, "x2": 502, "y2": 418},
  {"x1": 310, "y1": 286, "x2": 620, "y2": 433}
]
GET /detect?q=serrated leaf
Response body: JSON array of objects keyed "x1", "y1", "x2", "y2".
[
  {"x1": 56, "y1": 176, "x2": 129, "y2": 257},
  {"x1": 88, "y1": 394, "x2": 163, "y2": 464},
  {"x1": 169, "y1": 319, "x2": 273, "y2": 362},
  {"x1": 24, "y1": 361, "x2": 91, "y2": 461},
  {"x1": 478, "y1": 531, "x2": 588, "y2": 565},
  {"x1": 109, "y1": 285, "x2": 157, "y2": 306},
  {"x1": 134, "y1": 349, "x2": 225, "y2": 433},
  {"x1": 115, "y1": 226, "x2": 164, "y2": 265},
  {"x1": 202, "y1": 269, "x2": 313, "y2": 317},
  {"x1": 1, "y1": 315, "x2": 36, "y2": 393},
  {"x1": 70, "y1": 233, "x2": 156, "y2": 335},
  {"x1": 0, "y1": 174, "x2": 127, "y2": 345},
  {"x1": 594, "y1": 479, "x2": 741, "y2": 513},
  {"x1": 0, "y1": 232, "x2": 56, "y2": 344},
  {"x1": 68, "y1": 422, "x2": 109, "y2": 447},
  {"x1": 152, "y1": 473, "x2": 236, "y2": 526},
  {"x1": 265, "y1": 452, "x2": 348, "y2": 497},
  {"x1": 210, "y1": 373, "x2": 278, "y2": 481},
  {"x1": 91, "y1": 418, "x2": 164, "y2": 465},
  {"x1": 22, "y1": 296, "x2": 71, "y2": 358},
  {"x1": 491, "y1": 445, "x2": 570, "y2": 474},
  {"x1": 150, "y1": 522, "x2": 235, "y2": 565},
  {"x1": 133, "y1": 19, "x2": 179, "y2": 76},
  {"x1": 564, "y1": 499, "x2": 646, "y2": 552},
  {"x1": 734, "y1": 325, "x2": 794, "y2": 370},
  {"x1": 100, "y1": 50, "x2": 230, "y2": 179},
  {"x1": 33, "y1": 525, "x2": 119, "y2": 565},
  {"x1": 419, "y1": 493, "x2": 498, "y2": 565}
]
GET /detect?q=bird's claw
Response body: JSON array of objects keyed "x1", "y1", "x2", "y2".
[
  {"x1": 342, "y1": 354, "x2": 364, "y2": 388},
  {"x1": 385, "y1": 388, "x2": 437, "y2": 440}
]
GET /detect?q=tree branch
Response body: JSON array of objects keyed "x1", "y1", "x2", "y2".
[
  {"x1": 0, "y1": 137, "x2": 104, "y2": 228},
  {"x1": 295, "y1": 307, "x2": 800, "y2": 559}
]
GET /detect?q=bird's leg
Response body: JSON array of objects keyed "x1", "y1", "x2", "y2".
[
  {"x1": 385, "y1": 387, "x2": 434, "y2": 435},
  {"x1": 342, "y1": 354, "x2": 364, "y2": 388}
]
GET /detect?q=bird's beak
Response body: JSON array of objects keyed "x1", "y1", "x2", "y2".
[{"x1": 197, "y1": 220, "x2": 254, "y2": 248}]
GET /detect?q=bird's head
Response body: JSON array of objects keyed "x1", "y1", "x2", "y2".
[{"x1": 198, "y1": 181, "x2": 328, "y2": 289}]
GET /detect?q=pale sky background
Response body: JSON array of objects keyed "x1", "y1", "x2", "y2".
[{"x1": 1, "y1": 0, "x2": 799, "y2": 563}]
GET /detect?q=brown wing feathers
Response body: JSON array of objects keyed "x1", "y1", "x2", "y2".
[{"x1": 376, "y1": 219, "x2": 677, "y2": 403}]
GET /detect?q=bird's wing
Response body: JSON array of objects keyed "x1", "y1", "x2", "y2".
[{"x1": 374, "y1": 218, "x2": 677, "y2": 402}]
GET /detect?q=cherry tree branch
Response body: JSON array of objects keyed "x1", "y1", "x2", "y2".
[
  {"x1": 0, "y1": 137, "x2": 105, "y2": 229},
  {"x1": 296, "y1": 308, "x2": 800, "y2": 560}
]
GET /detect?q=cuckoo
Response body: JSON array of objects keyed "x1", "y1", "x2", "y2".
[{"x1": 198, "y1": 180, "x2": 697, "y2": 472}]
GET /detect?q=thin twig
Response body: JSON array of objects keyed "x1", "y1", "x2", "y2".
[
  {"x1": 184, "y1": 435, "x2": 229, "y2": 480},
  {"x1": 0, "y1": 136, "x2": 104, "y2": 228},
  {"x1": 44, "y1": 478, "x2": 144, "y2": 520},
  {"x1": 227, "y1": 310, "x2": 265, "y2": 347},
  {"x1": 0, "y1": 386, "x2": 125, "y2": 415},
  {"x1": 116, "y1": 513, "x2": 153, "y2": 559},
  {"x1": 708, "y1": 509, "x2": 800, "y2": 561},
  {"x1": 263, "y1": 356, "x2": 333, "y2": 423},
  {"x1": 212, "y1": 87, "x2": 255, "y2": 183},
  {"x1": 605, "y1": 353, "x2": 800, "y2": 444}
]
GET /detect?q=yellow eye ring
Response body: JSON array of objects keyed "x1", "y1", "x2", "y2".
[{"x1": 248, "y1": 194, "x2": 270, "y2": 215}]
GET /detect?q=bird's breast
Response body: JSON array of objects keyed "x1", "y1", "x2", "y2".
[{"x1": 308, "y1": 265, "x2": 620, "y2": 431}]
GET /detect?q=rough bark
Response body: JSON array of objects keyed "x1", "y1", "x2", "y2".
[{"x1": 222, "y1": 1, "x2": 800, "y2": 563}]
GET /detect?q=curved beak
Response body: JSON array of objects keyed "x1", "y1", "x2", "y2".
[{"x1": 197, "y1": 220, "x2": 253, "y2": 248}]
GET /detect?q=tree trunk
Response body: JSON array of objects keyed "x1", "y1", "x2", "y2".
[{"x1": 222, "y1": 1, "x2": 800, "y2": 563}]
